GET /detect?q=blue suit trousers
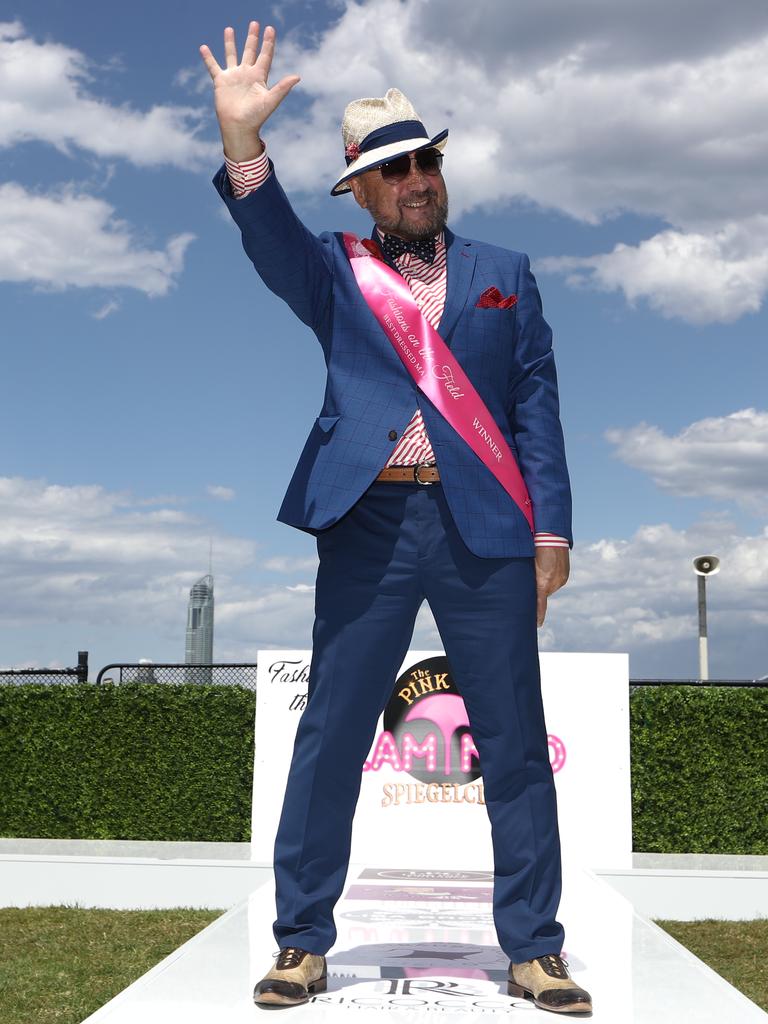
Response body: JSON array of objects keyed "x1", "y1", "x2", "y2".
[{"x1": 272, "y1": 480, "x2": 565, "y2": 961}]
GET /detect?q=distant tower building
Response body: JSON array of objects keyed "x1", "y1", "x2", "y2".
[{"x1": 185, "y1": 574, "x2": 214, "y2": 684}]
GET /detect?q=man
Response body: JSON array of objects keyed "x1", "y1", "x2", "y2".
[{"x1": 201, "y1": 21, "x2": 591, "y2": 1016}]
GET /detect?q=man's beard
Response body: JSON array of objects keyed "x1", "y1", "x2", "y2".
[{"x1": 369, "y1": 189, "x2": 449, "y2": 241}]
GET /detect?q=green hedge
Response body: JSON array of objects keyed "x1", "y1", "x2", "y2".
[
  {"x1": 630, "y1": 686, "x2": 768, "y2": 854},
  {"x1": 1, "y1": 683, "x2": 766, "y2": 852},
  {"x1": 0, "y1": 683, "x2": 255, "y2": 842}
]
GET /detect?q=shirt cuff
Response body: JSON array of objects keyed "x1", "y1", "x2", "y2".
[
  {"x1": 224, "y1": 146, "x2": 270, "y2": 198},
  {"x1": 534, "y1": 532, "x2": 570, "y2": 548}
]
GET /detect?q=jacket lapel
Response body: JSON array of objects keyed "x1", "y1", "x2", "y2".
[
  {"x1": 438, "y1": 229, "x2": 476, "y2": 345},
  {"x1": 369, "y1": 225, "x2": 400, "y2": 273}
]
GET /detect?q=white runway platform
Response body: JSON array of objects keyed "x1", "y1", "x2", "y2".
[{"x1": 81, "y1": 864, "x2": 767, "y2": 1023}]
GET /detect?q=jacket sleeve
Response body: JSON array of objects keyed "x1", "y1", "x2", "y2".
[
  {"x1": 507, "y1": 254, "x2": 573, "y2": 545},
  {"x1": 212, "y1": 161, "x2": 334, "y2": 334}
]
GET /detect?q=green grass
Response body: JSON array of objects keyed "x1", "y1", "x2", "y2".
[
  {"x1": 0, "y1": 907, "x2": 222, "y2": 1024},
  {"x1": 0, "y1": 909, "x2": 765, "y2": 1023},
  {"x1": 655, "y1": 919, "x2": 768, "y2": 1011}
]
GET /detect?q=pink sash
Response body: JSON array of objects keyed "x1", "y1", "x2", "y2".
[{"x1": 343, "y1": 233, "x2": 534, "y2": 532}]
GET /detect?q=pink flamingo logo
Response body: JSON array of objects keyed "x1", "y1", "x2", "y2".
[{"x1": 405, "y1": 694, "x2": 470, "y2": 776}]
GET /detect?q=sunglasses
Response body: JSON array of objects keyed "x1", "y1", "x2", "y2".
[{"x1": 379, "y1": 148, "x2": 443, "y2": 183}]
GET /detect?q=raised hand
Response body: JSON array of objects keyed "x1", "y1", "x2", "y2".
[{"x1": 199, "y1": 22, "x2": 300, "y2": 161}]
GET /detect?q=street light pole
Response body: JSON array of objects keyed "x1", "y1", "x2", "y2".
[
  {"x1": 693, "y1": 556, "x2": 720, "y2": 680},
  {"x1": 697, "y1": 574, "x2": 709, "y2": 679}
]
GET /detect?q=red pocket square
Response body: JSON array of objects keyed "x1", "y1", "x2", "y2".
[{"x1": 476, "y1": 286, "x2": 517, "y2": 309}]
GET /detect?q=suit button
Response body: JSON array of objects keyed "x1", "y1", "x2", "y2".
[{"x1": 388, "y1": 430, "x2": 398, "y2": 441}]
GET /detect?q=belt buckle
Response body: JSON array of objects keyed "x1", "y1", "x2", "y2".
[{"x1": 414, "y1": 462, "x2": 436, "y2": 486}]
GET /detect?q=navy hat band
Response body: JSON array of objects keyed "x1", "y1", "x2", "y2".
[{"x1": 344, "y1": 120, "x2": 428, "y2": 165}]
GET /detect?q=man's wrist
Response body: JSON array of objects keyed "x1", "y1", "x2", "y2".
[{"x1": 220, "y1": 128, "x2": 265, "y2": 164}]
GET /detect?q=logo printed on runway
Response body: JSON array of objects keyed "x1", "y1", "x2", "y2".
[
  {"x1": 309, "y1": 978, "x2": 532, "y2": 1013},
  {"x1": 346, "y1": 884, "x2": 493, "y2": 903},
  {"x1": 340, "y1": 907, "x2": 494, "y2": 928},
  {"x1": 360, "y1": 868, "x2": 494, "y2": 881}
]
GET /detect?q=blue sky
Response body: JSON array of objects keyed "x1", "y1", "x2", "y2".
[{"x1": 2, "y1": 0, "x2": 767, "y2": 679}]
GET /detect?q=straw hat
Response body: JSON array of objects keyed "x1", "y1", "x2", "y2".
[{"x1": 330, "y1": 88, "x2": 448, "y2": 196}]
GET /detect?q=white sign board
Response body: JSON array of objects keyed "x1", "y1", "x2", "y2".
[{"x1": 252, "y1": 651, "x2": 631, "y2": 870}]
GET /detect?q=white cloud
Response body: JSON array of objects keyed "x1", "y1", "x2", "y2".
[
  {"x1": 207, "y1": 484, "x2": 236, "y2": 501},
  {"x1": 235, "y1": 515, "x2": 768, "y2": 677},
  {"x1": 542, "y1": 218, "x2": 768, "y2": 324},
  {"x1": 541, "y1": 518, "x2": 768, "y2": 677},
  {"x1": 213, "y1": 584, "x2": 317, "y2": 656},
  {"x1": 269, "y1": 0, "x2": 768, "y2": 225},
  {"x1": 411, "y1": 0, "x2": 768, "y2": 72},
  {"x1": 255, "y1": 0, "x2": 768, "y2": 324},
  {"x1": 173, "y1": 65, "x2": 210, "y2": 96},
  {"x1": 263, "y1": 555, "x2": 319, "y2": 573},
  {"x1": 5, "y1": 8, "x2": 767, "y2": 321},
  {"x1": 606, "y1": 408, "x2": 768, "y2": 509},
  {"x1": 0, "y1": 21, "x2": 218, "y2": 169},
  {"x1": 92, "y1": 298, "x2": 121, "y2": 320},
  {"x1": 0, "y1": 476, "x2": 255, "y2": 631},
  {"x1": 213, "y1": 569, "x2": 443, "y2": 657},
  {"x1": 0, "y1": 182, "x2": 194, "y2": 295},
  {"x1": 2, "y1": 476, "x2": 764, "y2": 678}
]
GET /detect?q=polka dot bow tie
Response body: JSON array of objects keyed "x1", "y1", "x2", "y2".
[{"x1": 381, "y1": 233, "x2": 436, "y2": 265}]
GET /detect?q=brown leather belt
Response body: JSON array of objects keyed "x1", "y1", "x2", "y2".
[{"x1": 376, "y1": 463, "x2": 440, "y2": 485}]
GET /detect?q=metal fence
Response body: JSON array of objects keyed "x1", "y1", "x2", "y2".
[
  {"x1": 91, "y1": 667, "x2": 767, "y2": 693},
  {"x1": 0, "y1": 651, "x2": 89, "y2": 686},
  {"x1": 2, "y1": 652, "x2": 765, "y2": 694},
  {"x1": 630, "y1": 678, "x2": 767, "y2": 688},
  {"x1": 95, "y1": 662, "x2": 258, "y2": 689}
]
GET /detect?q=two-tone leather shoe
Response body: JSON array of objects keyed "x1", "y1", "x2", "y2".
[
  {"x1": 253, "y1": 946, "x2": 327, "y2": 1006},
  {"x1": 508, "y1": 954, "x2": 592, "y2": 1015}
]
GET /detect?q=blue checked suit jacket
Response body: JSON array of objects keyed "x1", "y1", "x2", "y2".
[{"x1": 213, "y1": 163, "x2": 572, "y2": 558}]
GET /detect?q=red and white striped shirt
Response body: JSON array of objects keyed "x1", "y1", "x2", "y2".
[
  {"x1": 225, "y1": 149, "x2": 568, "y2": 549},
  {"x1": 376, "y1": 228, "x2": 443, "y2": 468}
]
